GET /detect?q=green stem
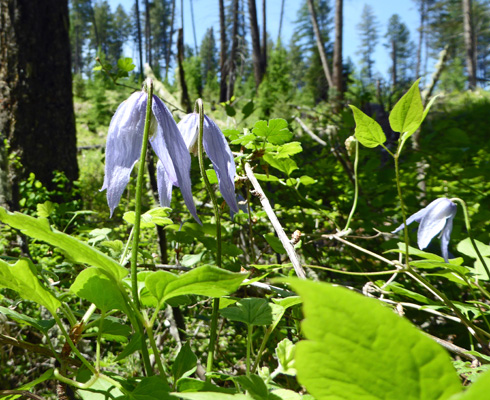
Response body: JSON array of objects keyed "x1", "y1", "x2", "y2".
[
  {"x1": 246, "y1": 325, "x2": 253, "y2": 377},
  {"x1": 96, "y1": 310, "x2": 105, "y2": 372},
  {"x1": 394, "y1": 151, "x2": 410, "y2": 268},
  {"x1": 120, "y1": 227, "x2": 134, "y2": 265},
  {"x1": 344, "y1": 139, "x2": 359, "y2": 231},
  {"x1": 144, "y1": 315, "x2": 167, "y2": 375},
  {"x1": 252, "y1": 326, "x2": 273, "y2": 374},
  {"x1": 131, "y1": 79, "x2": 154, "y2": 310},
  {"x1": 451, "y1": 198, "x2": 490, "y2": 280},
  {"x1": 195, "y1": 99, "x2": 224, "y2": 378}
]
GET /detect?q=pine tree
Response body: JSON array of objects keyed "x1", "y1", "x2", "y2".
[{"x1": 357, "y1": 4, "x2": 378, "y2": 82}]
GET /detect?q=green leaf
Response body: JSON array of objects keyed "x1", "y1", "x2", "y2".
[
  {"x1": 253, "y1": 173, "x2": 280, "y2": 182},
  {"x1": 146, "y1": 266, "x2": 247, "y2": 302},
  {"x1": 276, "y1": 338, "x2": 296, "y2": 376},
  {"x1": 241, "y1": 100, "x2": 254, "y2": 119},
  {"x1": 117, "y1": 57, "x2": 136, "y2": 72},
  {"x1": 124, "y1": 207, "x2": 172, "y2": 228},
  {"x1": 233, "y1": 375, "x2": 271, "y2": 400},
  {"x1": 276, "y1": 142, "x2": 303, "y2": 158},
  {"x1": 448, "y1": 369, "x2": 490, "y2": 399},
  {"x1": 299, "y1": 175, "x2": 316, "y2": 186},
  {"x1": 206, "y1": 169, "x2": 219, "y2": 184},
  {"x1": 76, "y1": 370, "x2": 124, "y2": 400},
  {"x1": 263, "y1": 154, "x2": 298, "y2": 175},
  {"x1": 114, "y1": 332, "x2": 142, "y2": 361},
  {"x1": 220, "y1": 298, "x2": 273, "y2": 326},
  {"x1": 457, "y1": 238, "x2": 490, "y2": 259},
  {"x1": 253, "y1": 119, "x2": 293, "y2": 145},
  {"x1": 230, "y1": 133, "x2": 256, "y2": 146},
  {"x1": 349, "y1": 105, "x2": 386, "y2": 148},
  {"x1": 0, "y1": 207, "x2": 127, "y2": 280},
  {"x1": 70, "y1": 267, "x2": 127, "y2": 313},
  {"x1": 264, "y1": 233, "x2": 286, "y2": 254},
  {"x1": 97, "y1": 317, "x2": 131, "y2": 342},
  {"x1": 286, "y1": 279, "x2": 462, "y2": 400},
  {"x1": 225, "y1": 104, "x2": 236, "y2": 117},
  {"x1": 389, "y1": 79, "x2": 423, "y2": 135},
  {"x1": 0, "y1": 258, "x2": 60, "y2": 314},
  {"x1": 0, "y1": 305, "x2": 55, "y2": 333},
  {"x1": 37, "y1": 201, "x2": 55, "y2": 218},
  {"x1": 177, "y1": 378, "x2": 236, "y2": 393},
  {"x1": 129, "y1": 376, "x2": 172, "y2": 400},
  {"x1": 173, "y1": 342, "x2": 198, "y2": 382},
  {"x1": 270, "y1": 389, "x2": 302, "y2": 400}
]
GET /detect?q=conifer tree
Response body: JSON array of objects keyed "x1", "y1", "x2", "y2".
[{"x1": 357, "y1": 4, "x2": 378, "y2": 82}]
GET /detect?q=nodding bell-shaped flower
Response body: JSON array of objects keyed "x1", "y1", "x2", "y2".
[
  {"x1": 101, "y1": 91, "x2": 200, "y2": 223},
  {"x1": 177, "y1": 113, "x2": 239, "y2": 214},
  {"x1": 392, "y1": 197, "x2": 457, "y2": 263}
]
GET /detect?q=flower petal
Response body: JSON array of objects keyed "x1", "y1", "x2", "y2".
[
  {"x1": 101, "y1": 92, "x2": 147, "y2": 216},
  {"x1": 440, "y1": 217, "x2": 454, "y2": 263},
  {"x1": 203, "y1": 116, "x2": 239, "y2": 213},
  {"x1": 177, "y1": 113, "x2": 200, "y2": 155},
  {"x1": 150, "y1": 96, "x2": 201, "y2": 223},
  {"x1": 391, "y1": 207, "x2": 428, "y2": 234},
  {"x1": 156, "y1": 160, "x2": 173, "y2": 208},
  {"x1": 417, "y1": 198, "x2": 456, "y2": 250}
]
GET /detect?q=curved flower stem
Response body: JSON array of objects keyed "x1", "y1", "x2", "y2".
[
  {"x1": 129, "y1": 78, "x2": 154, "y2": 376},
  {"x1": 451, "y1": 197, "x2": 490, "y2": 280},
  {"x1": 195, "y1": 99, "x2": 222, "y2": 378},
  {"x1": 96, "y1": 310, "x2": 105, "y2": 372},
  {"x1": 344, "y1": 139, "x2": 359, "y2": 232}
]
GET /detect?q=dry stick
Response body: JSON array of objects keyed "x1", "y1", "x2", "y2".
[
  {"x1": 244, "y1": 162, "x2": 306, "y2": 279},
  {"x1": 294, "y1": 116, "x2": 327, "y2": 146}
]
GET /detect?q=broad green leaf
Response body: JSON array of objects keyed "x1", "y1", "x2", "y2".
[
  {"x1": 114, "y1": 332, "x2": 142, "y2": 361},
  {"x1": 0, "y1": 207, "x2": 127, "y2": 280},
  {"x1": 276, "y1": 338, "x2": 296, "y2": 376},
  {"x1": 384, "y1": 282, "x2": 433, "y2": 304},
  {"x1": 276, "y1": 142, "x2": 303, "y2": 158},
  {"x1": 457, "y1": 238, "x2": 490, "y2": 258},
  {"x1": 230, "y1": 133, "x2": 256, "y2": 146},
  {"x1": 173, "y1": 342, "x2": 198, "y2": 382},
  {"x1": 176, "y1": 378, "x2": 236, "y2": 393},
  {"x1": 253, "y1": 119, "x2": 293, "y2": 145},
  {"x1": 225, "y1": 104, "x2": 236, "y2": 117},
  {"x1": 253, "y1": 173, "x2": 281, "y2": 182},
  {"x1": 76, "y1": 370, "x2": 124, "y2": 400},
  {"x1": 287, "y1": 279, "x2": 462, "y2": 400},
  {"x1": 0, "y1": 258, "x2": 60, "y2": 314},
  {"x1": 299, "y1": 176, "x2": 316, "y2": 186},
  {"x1": 270, "y1": 389, "x2": 302, "y2": 400},
  {"x1": 389, "y1": 79, "x2": 423, "y2": 135},
  {"x1": 234, "y1": 375, "x2": 271, "y2": 400},
  {"x1": 242, "y1": 100, "x2": 254, "y2": 119},
  {"x1": 206, "y1": 169, "x2": 219, "y2": 184},
  {"x1": 220, "y1": 298, "x2": 273, "y2": 326},
  {"x1": 0, "y1": 305, "x2": 55, "y2": 333},
  {"x1": 117, "y1": 57, "x2": 136, "y2": 72},
  {"x1": 97, "y1": 317, "x2": 131, "y2": 342},
  {"x1": 349, "y1": 105, "x2": 386, "y2": 148},
  {"x1": 174, "y1": 393, "x2": 252, "y2": 400},
  {"x1": 130, "y1": 376, "x2": 172, "y2": 400},
  {"x1": 6, "y1": 369, "x2": 54, "y2": 400},
  {"x1": 448, "y1": 369, "x2": 490, "y2": 399},
  {"x1": 401, "y1": 94, "x2": 440, "y2": 141},
  {"x1": 37, "y1": 201, "x2": 55, "y2": 218},
  {"x1": 147, "y1": 266, "x2": 247, "y2": 302},
  {"x1": 263, "y1": 154, "x2": 298, "y2": 175},
  {"x1": 474, "y1": 257, "x2": 490, "y2": 280},
  {"x1": 70, "y1": 267, "x2": 127, "y2": 313},
  {"x1": 264, "y1": 233, "x2": 286, "y2": 254},
  {"x1": 124, "y1": 207, "x2": 172, "y2": 228}
]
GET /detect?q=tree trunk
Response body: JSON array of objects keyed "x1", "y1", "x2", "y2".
[
  {"x1": 227, "y1": 0, "x2": 239, "y2": 100},
  {"x1": 165, "y1": 0, "x2": 176, "y2": 79},
  {"x1": 144, "y1": 0, "x2": 152, "y2": 68},
  {"x1": 415, "y1": 0, "x2": 425, "y2": 78},
  {"x1": 0, "y1": 0, "x2": 78, "y2": 210},
  {"x1": 135, "y1": 0, "x2": 144, "y2": 80},
  {"x1": 177, "y1": 28, "x2": 192, "y2": 112},
  {"x1": 306, "y1": 0, "x2": 334, "y2": 89},
  {"x1": 391, "y1": 40, "x2": 397, "y2": 88},
  {"x1": 261, "y1": 0, "x2": 267, "y2": 72},
  {"x1": 332, "y1": 0, "x2": 343, "y2": 97},
  {"x1": 219, "y1": 0, "x2": 228, "y2": 102},
  {"x1": 462, "y1": 0, "x2": 477, "y2": 89},
  {"x1": 247, "y1": 0, "x2": 263, "y2": 89},
  {"x1": 277, "y1": 0, "x2": 285, "y2": 43}
]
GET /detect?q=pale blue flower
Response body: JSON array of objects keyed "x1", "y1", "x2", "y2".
[
  {"x1": 177, "y1": 113, "x2": 239, "y2": 214},
  {"x1": 101, "y1": 91, "x2": 200, "y2": 223},
  {"x1": 392, "y1": 198, "x2": 457, "y2": 262}
]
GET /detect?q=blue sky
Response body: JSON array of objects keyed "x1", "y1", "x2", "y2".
[{"x1": 107, "y1": 0, "x2": 422, "y2": 80}]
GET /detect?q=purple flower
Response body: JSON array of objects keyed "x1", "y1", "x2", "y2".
[
  {"x1": 392, "y1": 198, "x2": 457, "y2": 262},
  {"x1": 177, "y1": 113, "x2": 239, "y2": 214},
  {"x1": 101, "y1": 91, "x2": 200, "y2": 223}
]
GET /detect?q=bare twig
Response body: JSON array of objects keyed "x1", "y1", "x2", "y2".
[
  {"x1": 245, "y1": 162, "x2": 306, "y2": 279},
  {"x1": 294, "y1": 116, "x2": 327, "y2": 146}
]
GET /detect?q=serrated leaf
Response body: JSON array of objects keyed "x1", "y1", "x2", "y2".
[
  {"x1": 276, "y1": 338, "x2": 296, "y2": 376},
  {"x1": 230, "y1": 133, "x2": 256, "y2": 146},
  {"x1": 37, "y1": 201, "x2": 55, "y2": 218},
  {"x1": 448, "y1": 368, "x2": 490, "y2": 399},
  {"x1": 287, "y1": 279, "x2": 461, "y2": 400},
  {"x1": 349, "y1": 105, "x2": 386, "y2": 148},
  {"x1": 276, "y1": 142, "x2": 302, "y2": 158},
  {"x1": 0, "y1": 258, "x2": 60, "y2": 314},
  {"x1": 173, "y1": 342, "x2": 198, "y2": 382},
  {"x1": 263, "y1": 155, "x2": 298, "y2": 175},
  {"x1": 220, "y1": 298, "x2": 273, "y2": 326},
  {"x1": 389, "y1": 79, "x2": 423, "y2": 135},
  {"x1": 117, "y1": 57, "x2": 136, "y2": 72},
  {"x1": 253, "y1": 119, "x2": 293, "y2": 145},
  {"x1": 124, "y1": 208, "x2": 172, "y2": 228},
  {"x1": 0, "y1": 207, "x2": 127, "y2": 280},
  {"x1": 70, "y1": 267, "x2": 127, "y2": 313}
]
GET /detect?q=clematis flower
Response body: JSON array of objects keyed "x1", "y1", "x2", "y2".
[
  {"x1": 392, "y1": 198, "x2": 457, "y2": 263},
  {"x1": 177, "y1": 113, "x2": 239, "y2": 214},
  {"x1": 101, "y1": 91, "x2": 200, "y2": 223}
]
